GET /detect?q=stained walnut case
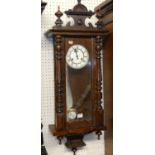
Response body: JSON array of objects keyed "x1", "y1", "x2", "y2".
[{"x1": 46, "y1": 0, "x2": 108, "y2": 154}]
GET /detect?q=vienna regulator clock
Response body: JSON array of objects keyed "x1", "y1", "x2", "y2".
[{"x1": 46, "y1": 0, "x2": 107, "y2": 154}]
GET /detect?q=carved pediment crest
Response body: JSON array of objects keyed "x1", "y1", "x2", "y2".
[
  {"x1": 65, "y1": 0, "x2": 94, "y2": 27},
  {"x1": 53, "y1": 0, "x2": 94, "y2": 28}
]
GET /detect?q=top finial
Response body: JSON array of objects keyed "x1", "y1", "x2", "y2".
[
  {"x1": 78, "y1": 0, "x2": 81, "y2": 4},
  {"x1": 58, "y1": 5, "x2": 60, "y2": 10}
]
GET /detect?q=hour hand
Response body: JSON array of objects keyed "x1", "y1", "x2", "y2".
[
  {"x1": 73, "y1": 49, "x2": 77, "y2": 53},
  {"x1": 74, "y1": 49, "x2": 79, "y2": 59}
]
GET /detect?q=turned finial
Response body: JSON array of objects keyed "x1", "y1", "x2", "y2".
[
  {"x1": 54, "y1": 6, "x2": 63, "y2": 27},
  {"x1": 55, "y1": 6, "x2": 63, "y2": 17},
  {"x1": 58, "y1": 5, "x2": 60, "y2": 11},
  {"x1": 78, "y1": 0, "x2": 81, "y2": 4}
]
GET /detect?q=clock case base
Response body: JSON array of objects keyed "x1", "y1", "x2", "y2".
[
  {"x1": 49, "y1": 124, "x2": 106, "y2": 154},
  {"x1": 65, "y1": 134, "x2": 85, "y2": 155}
]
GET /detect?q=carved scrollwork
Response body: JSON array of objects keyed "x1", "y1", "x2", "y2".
[
  {"x1": 65, "y1": 0, "x2": 94, "y2": 27},
  {"x1": 54, "y1": 6, "x2": 63, "y2": 27},
  {"x1": 95, "y1": 12, "x2": 105, "y2": 29}
]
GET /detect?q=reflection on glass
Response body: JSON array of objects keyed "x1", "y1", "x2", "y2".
[{"x1": 66, "y1": 60, "x2": 92, "y2": 122}]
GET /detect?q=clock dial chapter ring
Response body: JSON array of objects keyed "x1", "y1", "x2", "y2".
[{"x1": 66, "y1": 44, "x2": 89, "y2": 69}]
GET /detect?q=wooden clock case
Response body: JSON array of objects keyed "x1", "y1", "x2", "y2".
[
  {"x1": 95, "y1": 0, "x2": 113, "y2": 154},
  {"x1": 46, "y1": 0, "x2": 108, "y2": 154}
]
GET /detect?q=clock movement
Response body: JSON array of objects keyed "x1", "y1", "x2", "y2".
[{"x1": 46, "y1": 0, "x2": 108, "y2": 154}]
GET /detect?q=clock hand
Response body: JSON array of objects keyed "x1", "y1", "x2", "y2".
[{"x1": 74, "y1": 49, "x2": 79, "y2": 59}]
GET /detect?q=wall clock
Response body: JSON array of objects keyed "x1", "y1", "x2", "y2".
[{"x1": 46, "y1": 0, "x2": 108, "y2": 154}]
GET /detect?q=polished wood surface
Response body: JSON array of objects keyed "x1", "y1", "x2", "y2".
[
  {"x1": 95, "y1": 0, "x2": 113, "y2": 155},
  {"x1": 104, "y1": 33, "x2": 113, "y2": 155}
]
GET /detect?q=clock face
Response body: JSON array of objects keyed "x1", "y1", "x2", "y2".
[{"x1": 66, "y1": 44, "x2": 89, "y2": 69}]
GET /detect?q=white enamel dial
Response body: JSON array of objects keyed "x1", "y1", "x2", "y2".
[{"x1": 66, "y1": 44, "x2": 89, "y2": 69}]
